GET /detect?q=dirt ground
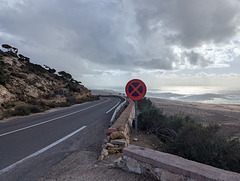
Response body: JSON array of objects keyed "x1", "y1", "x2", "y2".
[
  {"x1": 38, "y1": 150, "x2": 155, "y2": 181},
  {"x1": 130, "y1": 130, "x2": 163, "y2": 151}
]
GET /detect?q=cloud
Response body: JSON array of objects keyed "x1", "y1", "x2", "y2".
[
  {"x1": 138, "y1": 58, "x2": 173, "y2": 70},
  {"x1": 0, "y1": 0, "x2": 240, "y2": 87},
  {"x1": 133, "y1": 1, "x2": 239, "y2": 41},
  {"x1": 168, "y1": 0, "x2": 240, "y2": 47},
  {"x1": 183, "y1": 50, "x2": 212, "y2": 67}
]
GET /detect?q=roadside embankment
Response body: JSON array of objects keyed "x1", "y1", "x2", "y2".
[{"x1": 102, "y1": 97, "x2": 240, "y2": 180}]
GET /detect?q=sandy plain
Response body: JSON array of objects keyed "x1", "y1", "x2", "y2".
[{"x1": 150, "y1": 97, "x2": 240, "y2": 139}]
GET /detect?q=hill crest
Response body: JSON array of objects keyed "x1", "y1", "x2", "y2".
[{"x1": 0, "y1": 44, "x2": 92, "y2": 119}]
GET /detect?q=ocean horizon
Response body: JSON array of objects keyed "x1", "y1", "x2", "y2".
[{"x1": 91, "y1": 86, "x2": 240, "y2": 105}]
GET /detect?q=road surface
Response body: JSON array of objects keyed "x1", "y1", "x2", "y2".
[{"x1": 0, "y1": 96, "x2": 122, "y2": 181}]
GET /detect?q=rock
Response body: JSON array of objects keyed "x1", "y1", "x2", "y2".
[
  {"x1": 98, "y1": 154, "x2": 104, "y2": 161},
  {"x1": 108, "y1": 147, "x2": 124, "y2": 151},
  {"x1": 0, "y1": 85, "x2": 16, "y2": 105},
  {"x1": 108, "y1": 147, "x2": 123, "y2": 154},
  {"x1": 126, "y1": 137, "x2": 130, "y2": 146},
  {"x1": 101, "y1": 148, "x2": 108, "y2": 156},
  {"x1": 110, "y1": 139, "x2": 126, "y2": 146},
  {"x1": 114, "y1": 157, "x2": 123, "y2": 168},
  {"x1": 124, "y1": 156, "x2": 141, "y2": 174},
  {"x1": 106, "y1": 128, "x2": 117, "y2": 135},
  {"x1": 107, "y1": 163, "x2": 115, "y2": 168},
  {"x1": 110, "y1": 131, "x2": 126, "y2": 140},
  {"x1": 107, "y1": 143, "x2": 115, "y2": 148},
  {"x1": 153, "y1": 168, "x2": 163, "y2": 180},
  {"x1": 118, "y1": 127, "x2": 125, "y2": 132},
  {"x1": 108, "y1": 149, "x2": 117, "y2": 154},
  {"x1": 133, "y1": 138, "x2": 138, "y2": 141}
]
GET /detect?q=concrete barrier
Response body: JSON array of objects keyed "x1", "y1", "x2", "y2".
[{"x1": 120, "y1": 145, "x2": 240, "y2": 181}]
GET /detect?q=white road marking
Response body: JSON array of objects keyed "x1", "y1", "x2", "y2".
[
  {"x1": 0, "y1": 126, "x2": 87, "y2": 175},
  {"x1": 0, "y1": 99, "x2": 110, "y2": 137},
  {"x1": 106, "y1": 100, "x2": 120, "y2": 114}
]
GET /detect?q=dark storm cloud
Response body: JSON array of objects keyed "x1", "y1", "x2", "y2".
[
  {"x1": 134, "y1": 0, "x2": 240, "y2": 48},
  {"x1": 184, "y1": 51, "x2": 212, "y2": 67},
  {"x1": 0, "y1": 0, "x2": 239, "y2": 73},
  {"x1": 138, "y1": 58, "x2": 173, "y2": 70},
  {"x1": 169, "y1": 0, "x2": 240, "y2": 47}
]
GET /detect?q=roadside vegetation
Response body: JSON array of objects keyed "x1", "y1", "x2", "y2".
[
  {"x1": 138, "y1": 98, "x2": 240, "y2": 173},
  {"x1": 1, "y1": 96, "x2": 99, "y2": 119},
  {"x1": 0, "y1": 56, "x2": 9, "y2": 86}
]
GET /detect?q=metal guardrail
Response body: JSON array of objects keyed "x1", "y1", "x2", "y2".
[{"x1": 110, "y1": 98, "x2": 127, "y2": 126}]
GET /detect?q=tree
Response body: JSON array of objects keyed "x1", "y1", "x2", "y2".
[
  {"x1": 18, "y1": 54, "x2": 30, "y2": 62},
  {"x1": 2, "y1": 44, "x2": 12, "y2": 51},
  {"x1": 58, "y1": 71, "x2": 72, "y2": 81},
  {"x1": 2, "y1": 44, "x2": 19, "y2": 57},
  {"x1": 44, "y1": 65, "x2": 56, "y2": 74},
  {"x1": 12, "y1": 47, "x2": 18, "y2": 54}
]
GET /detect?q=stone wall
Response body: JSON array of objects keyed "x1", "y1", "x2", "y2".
[{"x1": 98, "y1": 100, "x2": 135, "y2": 160}]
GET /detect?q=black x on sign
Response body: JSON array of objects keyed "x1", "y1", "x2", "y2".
[{"x1": 125, "y1": 79, "x2": 147, "y2": 101}]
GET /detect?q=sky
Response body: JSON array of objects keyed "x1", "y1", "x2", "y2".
[{"x1": 0, "y1": 0, "x2": 240, "y2": 89}]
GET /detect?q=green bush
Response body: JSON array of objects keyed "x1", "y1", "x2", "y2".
[
  {"x1": 65, "y1": 81, "x2": 81, "y2": 93},
  {"x1": 12, "y1": 106, "x2": 31, "y2": 116},
  {"x1": 12, "y1": 105, "x2": 42, "y2": 116},
  {"x1": 1, "y1": 95, "x2": 99, "y2": 119},
  {"x1": 138, "y1": 106, "x2": 191, "y2": 142},
  {"x1": 165, "y1": 124, "x2": 240, "y2": 173},
  {"x1": 138, "y1": 106, "x2": 164, "y2": 132},
  {"x1": 138, "y1": 97, "x2": 154, "y2": 111},
  {"x1": 28, "y1": 105, "x2": 42, "y2": 113},
  {"x1": 138, "y1": 98, "x2": 240, "y2": 173},
  {"x1": 66, "y1": 96, "x2": 76, "y2": 103},
  {"x1": 0, "y1": 60, "x2": 8, "y2": 85}
]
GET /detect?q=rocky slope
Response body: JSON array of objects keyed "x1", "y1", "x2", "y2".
[{"x1": 0, "y1": 45, "x2": 92, "y2": 119}]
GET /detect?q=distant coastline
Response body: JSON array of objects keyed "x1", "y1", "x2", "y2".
[{"x1": 91, "y1": 86, "x2": 240, "y2": 105}]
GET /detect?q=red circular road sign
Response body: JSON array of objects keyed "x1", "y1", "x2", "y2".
[{"x1": 125, "y1": 79, "x2": 147, "y2": 101}]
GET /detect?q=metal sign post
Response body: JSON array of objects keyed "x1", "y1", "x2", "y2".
[{"x1": 135, "y1": 100, "x2": 138, "y2": 133}]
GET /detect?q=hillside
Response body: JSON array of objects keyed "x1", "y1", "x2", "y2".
[{"x1": 0, "y1": 44, "x2": 92, "y2": 119}]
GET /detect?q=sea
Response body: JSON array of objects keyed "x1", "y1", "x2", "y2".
[{"x1": 94, "y1": 86, "x2": 240, "y2": 105}]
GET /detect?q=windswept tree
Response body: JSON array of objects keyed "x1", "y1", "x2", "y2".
[
  {"x1": 44, "y1": 65, "x2": 56, "y2": 74},
  {"x1": 2, "y1": 44, "x2": 18, "y2": 56},
  {"x1": 12, "y1": 47, "x2": 18, "y2": 54},
  {"x1": 18, "y1": 54, "x2": 30, "y2": 62},
  {"x1": 58, "y1": 71, "x2": 72, "y2": 81},
  {"x1": 73, "y1": 80, "x2": 82, "y2": 84},
  {"x1": 18, "y1": 54, "x2": 24, "y2": 59},
  {"x1": 2, "y1": 44, "x2": 12, "y2": 52}
]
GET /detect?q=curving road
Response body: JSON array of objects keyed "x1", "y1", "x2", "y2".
[{"x1": 0, "y1": 96, "x2": 122, "y2": 181}]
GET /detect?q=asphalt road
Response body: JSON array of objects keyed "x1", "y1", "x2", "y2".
[{"x1": 0, "y1": 96, "x2": 122, "y2": 181}]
